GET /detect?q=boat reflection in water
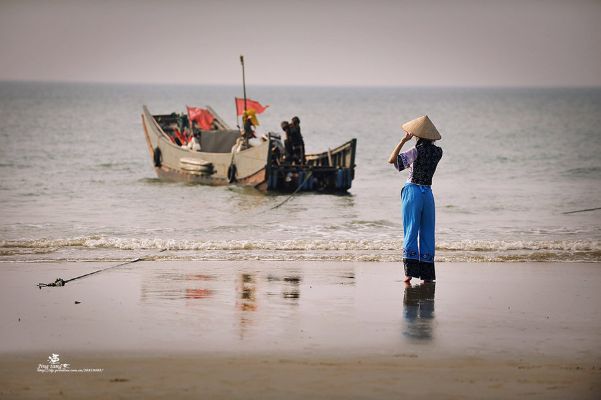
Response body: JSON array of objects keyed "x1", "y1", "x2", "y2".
[
  {"x1": 140, "y1": 272, "x2": 216, "y2": 303},
  {"x1": 185, "y1": 274, "x2": 215, "y2": 299},
  {"x1": 236, "y1": 273, "x2": 258, "y2": 339},
  {"x1": 266, "y1": 274, "x2": 302, "y2": 303},
  {"x1": 235, "y1": 272, "x2": 304, "y2": 339},
  {"x1": 403, "y1": 282, "x2": 436, "y2": 341}
]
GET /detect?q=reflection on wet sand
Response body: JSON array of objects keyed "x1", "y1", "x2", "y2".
[
  {"x1": 267, "y1": 274, "x2": 302, "y2": 303},
  {"x1": 403, "y1": 282, "x2": 436, "y2": 341},
  {"x1": 140, "y1": 271, "x2": 216, "y2": 302},
  {"x1": 185, "y1": 288, "x2": 213, "y2": 299},
  {"x1": 236, "y1": 273, "x2": 258, "y2": 339},
  {"x1": 185, "y1": 274, "x2": 215, "y2": 299},
  {"x1": 6, "y1": 261, "x2": 601, "y2": 400},
  {"x1": 139, "y1": 265, "x2": 359, "y2": 342},
  {"x1": 237, "y1": 273, "x2": 257, "y2": 312},
  {"x1": 235, "y1": 272, "x2": 306, "y2": 338}
]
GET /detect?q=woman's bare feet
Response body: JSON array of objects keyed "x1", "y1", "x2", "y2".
[{"x1": 403, "y1": 276, "x2": 412, "y2": 283}]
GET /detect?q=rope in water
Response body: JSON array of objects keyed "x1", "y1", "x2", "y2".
[
  {"x1": 37, "y1": 249, "x2": 167, "y2": 289},
  {"x1": 562, "y1": 207, "x2": 601, "y2": 215},
  {"x1": 269, "y1": 171, "x2": 313, "y2": 211}
]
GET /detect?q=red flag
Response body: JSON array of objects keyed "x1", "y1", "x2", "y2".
[
  {"x1": 235, "y1": 97, "x2": 269, "y2": 116},
  {"x1": 186, "y1": 106, "x2": 215, "y2": 130}
]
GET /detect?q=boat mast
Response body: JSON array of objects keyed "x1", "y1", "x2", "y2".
[
  {"x1": 239, "y1": 55, "x2": 249, "y2": 145},
  {"x1": 240, "y1": 55, "x2": 247, "y2": 112}
]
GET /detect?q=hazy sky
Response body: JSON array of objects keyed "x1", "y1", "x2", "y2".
[{"x1": 1, "y1": 0, "x2": 600, "y2": 86}]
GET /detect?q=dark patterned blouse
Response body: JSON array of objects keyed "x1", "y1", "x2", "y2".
[{"x1": 394, "y1": 141, "x2": 443, "y2": 186}]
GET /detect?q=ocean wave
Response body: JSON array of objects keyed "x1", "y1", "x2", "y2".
[
  {"x1": 1, "y1": 236, "x2": 600, "y2": 262},
  {"x1": 563, "y1": 166, "x2": 601, "y2": 178},
  {"x1": 1, "y1": 251, "x2": 600, "y2": 263},
  {"x1": 0, "y1": 236, "x2": 400, "y2": 251},
  {"x1": 437, "y1": 239, "x2": 601, "y2": 252},
  {"x1": 1, "y1": 236, "x2": 600, "y2": 252}
]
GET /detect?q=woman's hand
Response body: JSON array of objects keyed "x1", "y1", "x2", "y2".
[{"x1": 388, "y1": 131, "x2": 413, "y2": 164}]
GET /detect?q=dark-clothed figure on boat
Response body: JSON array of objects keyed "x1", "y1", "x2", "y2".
[
  {"x1": 243, "y1": 116, "x2": 255, "y2": 141},
  {"x1": 289, "y1": 116, "x2": 305, "y2": 165},
  {"x1": 262, "y1": 133, "x2": 285, "y2": 166},
  {"x1": 280, "y1": 121, "x2": 294, "y2": 163},
  {"x1": 192, "y1": 121, "x2": 202, "y2": 136}
]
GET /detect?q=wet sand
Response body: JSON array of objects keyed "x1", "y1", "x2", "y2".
[{"x1": 1, "y1": 261, "x2": 600, "y2": 399}]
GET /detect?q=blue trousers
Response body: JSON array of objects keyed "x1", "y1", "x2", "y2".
[{"x1": 401, "y1": 183, "x2": 436, "y2": 280}]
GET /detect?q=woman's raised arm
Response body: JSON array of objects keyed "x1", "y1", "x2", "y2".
[{"x1": 388, "y1": 131, "x2": 413, "y2": 164}]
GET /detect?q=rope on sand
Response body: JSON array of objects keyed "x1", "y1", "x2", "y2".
[
  {"x1": 562, "y1": 207, "x2": 601, "y2": 215},
  {"x1": 37, "y1": 249, "x2": 167, "y2": 289}
]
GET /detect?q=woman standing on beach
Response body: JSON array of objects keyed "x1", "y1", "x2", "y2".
[{"x1": 388, "y1": 116, "x2": 443, "y2": 282}]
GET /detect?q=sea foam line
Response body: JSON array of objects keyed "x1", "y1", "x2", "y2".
[
  {"x1": 1, "y1": 250, "x2": 600, "y2": 263},
  {"x1": 1, "y1": 236, "x2": 600, "y2": 252}
]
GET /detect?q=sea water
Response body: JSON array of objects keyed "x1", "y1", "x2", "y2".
[{"x1": 0, "y1": 82, "x2": 600, "y2": 262}]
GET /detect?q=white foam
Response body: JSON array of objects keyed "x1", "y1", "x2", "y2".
[{"x1": 1, "y1": 236, "x2": 600, "y2": 262}]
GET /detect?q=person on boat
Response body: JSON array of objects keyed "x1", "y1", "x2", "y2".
[
  {"x1": 166, "y1": 132, "x2": 179, "y2": 145},
  {"x1": 242, "y1": 110, "x2": 257, "y2": 145},
  {"x1": 289, "y1": 116, "x2": 305, "y2": 164},
  {"x1": 167, "y1": 122, "x2": 181, "y2": 145},
  {"x1": 388, "y1": 115, "x2": 443, "y2": 283},
  {"x1": 182, "y1": 126, "x2": 192, "y2": 144},
  {"x1": 262, "y1": 133, "x2": 285, "y2": 165},
  {"x1": 231, "y1": 136, "x2": 248, "y2": 153},
  {"x1": 170, "y1": 122, "x2": 188, "y2": 146},
  {"x1": 280, "y1": 121, "x2": 294, "y2": 163},
  {"x1": 185, "y1": 130, "x2": 202, "y2": 151},
  {"x1": 191, "y1": 121, "x2": 202, "y2": 135}
]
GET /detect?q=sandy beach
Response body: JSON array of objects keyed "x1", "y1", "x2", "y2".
[
  {"x1": 3, "y1": 353, "x2": 598, "y2": 400},
  {"x1": 1, "y1": 261, "x2": 600, "y2": 399}
]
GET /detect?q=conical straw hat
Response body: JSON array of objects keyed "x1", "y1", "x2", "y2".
[{"x1": 402, "y1": 115, "x2": 441, "y2": 140}]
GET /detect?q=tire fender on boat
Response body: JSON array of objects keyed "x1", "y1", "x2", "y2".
[
  {"x1": 153, "y1": 147, "x2": 162, "y2": 167},
  {"x1": 228, "y1": 164, "x2": 237, "y2": 183}
]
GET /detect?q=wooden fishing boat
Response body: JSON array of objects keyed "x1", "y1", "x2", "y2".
[{"x1": 141, "y1": 105, "x2": 356, "y2": 192}]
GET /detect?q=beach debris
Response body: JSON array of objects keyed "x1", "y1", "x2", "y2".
[
  {"x1": 74, "y1": 301, "x2": 81, "y2": 304},
  {"x1": 109, "y1": 378, "x2": 129, "y2": 383},
  {"x1": 37, "y1": 278, "x2": 65, "y2": 288}
]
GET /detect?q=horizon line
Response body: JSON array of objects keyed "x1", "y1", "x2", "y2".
[{"x1": 1, "y1": 78, "x2": 600, "y2": 90}]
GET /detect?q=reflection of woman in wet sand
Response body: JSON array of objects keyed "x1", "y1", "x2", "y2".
[
  {"x1": 388, "y1": 116, "x2": 443, "y2": 283},
  {"x1": 403, "y1": 282, "x2": 436, "y2": 340}
]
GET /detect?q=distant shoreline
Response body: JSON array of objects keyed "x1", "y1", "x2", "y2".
[{"x1": 1, "y1": 79, "x2": 601, "y2": 91}]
